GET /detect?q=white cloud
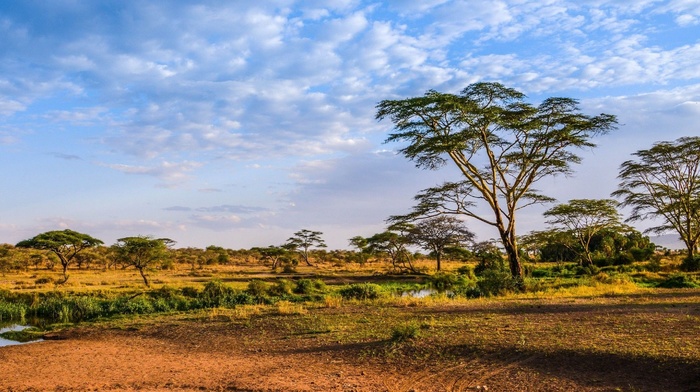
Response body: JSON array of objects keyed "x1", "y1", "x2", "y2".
[{"x1": 103, "y1": 160, "x2": 203, "y2": 184}]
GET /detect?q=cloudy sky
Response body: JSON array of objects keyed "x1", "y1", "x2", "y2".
[{"x1": 1, "y1": 0, "x2": 698, "y2": 249}]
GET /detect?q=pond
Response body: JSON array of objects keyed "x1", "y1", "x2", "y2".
[{"x1": 0, "y1": 324, "x2": 43, "y2": 347}]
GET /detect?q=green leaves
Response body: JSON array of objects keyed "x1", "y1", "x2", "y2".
[
  {"x1": 613, "y1": 136, "x2": 700, "y2": 257},
  {"x1": 378, "y1": 82, "x2": 617, "y2": 279}
]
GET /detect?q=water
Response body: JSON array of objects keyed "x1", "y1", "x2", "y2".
[
  {"x1": 401, "y1": 288, "x2": 455, "y2": 298},
  {"x1": 0, "y1": 324, "x2": 42, "y2": 347},
  {"x1": 402, "y1": 288, "x2": 438, "y2": 298}
]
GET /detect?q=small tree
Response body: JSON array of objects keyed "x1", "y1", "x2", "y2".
[
  {"x1": 284, "y1": 229, "x2": 327, "y2": 266},
  {"x1": 544, "y1": 199, "x2": 626, "y2": 266},
  {"x1": 113, "y1": 236, "x2": 174, "y2": 287},
  {"x1": 253, "y1": 245, "x2": 292, "y2": 270},
  {"x1": 613, "y1": 136, "x2": 700, "y2": 259},
  {"x1": 348, "y1": 235, "x2": 370, "y2": 264},
  {"x1": 365, "y1": 224, "x2": 417, "y2": 273},
  {"x1": 405, "y1": 216, "x2": 475, "y2": 271},
  {"x1": 16, "y1": 229, "x2": 103, "y2": 283}
]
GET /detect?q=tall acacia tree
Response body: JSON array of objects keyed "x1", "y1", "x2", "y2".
[
  {"x1": 16, "y1": 229, "x2": 103, "y2": 283},
  {"x1": 613, "y1": 136, "x2": 700, "y2": 259},
  {"x1": 113, "y1": 236, "x2": 174, "y2": 287},
  {"x1": 284, "y1": 229, "x2": 327, "y2": 266},
  {"x1": 543, "y1": 199, "x2": 626, "y2": 266},
  {"x1": 378, "y1": 82, "x2": 617, "y2": 281}
]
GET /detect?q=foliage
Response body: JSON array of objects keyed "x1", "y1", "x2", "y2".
[
  {"x1": 284, "y1": 229, "x2": 327, "y2": 266},
  {"x1": 680, "y1": 256, "x2": 700, "y2": 272},
  {"x1": 613, "y1": 136, "x2": 700, "y2": 258},
  {"x1": 246, "y1": 280, "x2": 269, "y2": 297},
  {"x1": 426, "y1": 272, "x2": 470, "y2": 292},
  {"x1": 656, "y1": 274, "x2": 699, "y2": 289},
  {"x1": 112, "y1": 236, "x2": 174, "y2": 287},
  {"x1": 338, "y1": 283, "x2": 383, "y2": 300},
  {"x1": 402, "y1": 215, "x2": 475, "y2": 271},
  {"x1": 544, "y1": 199, "x2": 626, "y2": 266},
  {"x1": 364, "y1": 226, "x2": 417, "y2": 273},
  {"x1": 294, "y1": 279, "x2": 326, "y2": 295},
  {"x1": 391, "y1": 322, "x2": 421, "y2": 342},
  {"x1": 477, "y1": 269, "x2": 519, "y2": 296},
  {"x1": 201, "y1": 280, "x2": 236, "y2": 307},
  {"x1": 379, "y1": 82, "x2": 617, "y2": 280},
  {"x1": 16, "y1": 229, "x2": 103, "y2": 283},
  {"x1": 472, "y1": 241, "x2": 508, "y2": 276},
  {"x1": 252, "y1": 246, "x2": 293, "y2": 270}
]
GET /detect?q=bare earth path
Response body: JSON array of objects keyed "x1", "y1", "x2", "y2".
[{"x1": 1, "y1": 291, "x2": 699, "y2": 391}]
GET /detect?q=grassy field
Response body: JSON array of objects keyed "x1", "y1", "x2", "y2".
[{"x1": 0, "y1": 257, "x2": 699, "y2": 390}]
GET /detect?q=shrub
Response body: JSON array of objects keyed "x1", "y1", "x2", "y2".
[
  {"x1": 680, "y1": 256, "x2": 700, "y2": 272},
  {"x1": 294, "y1": 279, "x2": 326, "y2": 295},
  {"x1": 644, "y1": 256, "x2": 662, "y2": 273},
  {"x1": 530, "y1": 268, "x2": 552, "y2": 278},
  {"x1": 574, "y1": 265, "x2": 599, "y2": 276},
  {"x1": 338, "y1": 283, "x2": 383, "y2": 300},
  {"x1": 69, "y1": 296, "x2": 104, "y2": 321},
  {"x1": 391, "y1": 322, "x2": 420, "y2": 342},
  {"x1": 477, "y1": 269, "x2": 518, "y2": 296},
  {"x1": 0, "y1": 301, "x2": 28, "y2": 322},
  {"x1": 614, "y1": 252, "x2": 634, "y2": 266},
  {"x1": 593, "y1": 256, "x2": 613, "y2": 267},
  {"x1": 246, "y1": 280, "x2": 269, "y2": 297},
  {"x1": 455, "y1": 265, "x2": 474, "y2": 279},
  {"x1": 201, "y1": 280, "x2": 235, "y2": 307},
  {"x1": 116, "y1": 295, "x2": 155, "y2": 314},
  {"x1": 656, "y1": 274, "x2": 699, "y2": 289},
  {"x1": 180, "y1": 286, "x2": 200, "y2": 298},
  {"x1": 427, "y1": 273, "x2": 460, "y2": 291},
  {"x1": 630, "y1": 247, "x2": 653, "y2": 262},
  {"x1": 268, "y1": 279, "x2": 295, "y2": 296}
]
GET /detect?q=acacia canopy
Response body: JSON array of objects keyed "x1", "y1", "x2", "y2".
[
  {"x1": 544, "y1": 199, "x2": 626, "y2": 266},
  {"x1": 113, "y1": 236, "x2": 174, "y2": 287},
  {"x1": 379, "y1": 82, "x2": 617, "y2": 280},
  {"x1": 16, "y1": 229, "x2": 103, "y2": 282},
  {"x1": 613, "y1": 136, "x2": 700, "y2": 258}
]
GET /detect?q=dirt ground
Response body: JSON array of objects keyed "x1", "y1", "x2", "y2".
[{"x1": 1, "y1": 292, "x2": 699, "y2": 392}]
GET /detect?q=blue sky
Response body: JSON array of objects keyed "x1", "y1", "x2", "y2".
[{"x1": 1, "y1": 0, "x2": 699, "y2": 249}]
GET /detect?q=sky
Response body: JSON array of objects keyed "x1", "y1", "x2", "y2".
[{"x1": 0, "y1": 0, "x2": 699, "y2": 250}]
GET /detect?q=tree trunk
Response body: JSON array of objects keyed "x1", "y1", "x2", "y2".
[{"x1": 138, "y1": 267, "x2": 150, "y2": 287}]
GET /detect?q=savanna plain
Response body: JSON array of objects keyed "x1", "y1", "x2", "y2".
[{"x1": 1, "y1": 255, "x2": 699, "y2": 392}]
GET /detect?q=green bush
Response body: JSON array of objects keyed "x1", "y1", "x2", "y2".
[
  {"x1": 455, "y1": 265, "x2": 474, "y2": 279},
  {"x1": 120, "y1": 296, "x2": 155, "y2": 314},
  {"x1": 427, "y1": 273, "x2": 460, "y2": 291},
  {"x1": 201, "y1": 280, "x2": 235, "y2": 307},
  {"x1": 614, "y1": 252, "x2": 634, "y2": 266},
  {"x1": 246, "y1": 280, "x2": 269, "y2": 297},
  {"x1": 268, "y1": 279, "x2": 295, "y2": 296},
  {"x1": 593, "y1": 256, "x2": 613, "y2": 267},
  {"x1": 574, "y1": 265, "x2": 600, "y2": 276},
  {"x1": 680, "y1": 256, "x2": 700, "y2": 272},
  {"x1": 391, "y1": 322, "x2": 420, "y2": 342},
  {"x1": 656, "y1": 274, "x2": 699, "y2": 289},
  {"x1": 294, "y1": 279, "x2": 326, "y2": 295},
  {"x1": 338, "y1": 283, "x2": 383, "y2": 300},
  {"x1": 530, "y1": 268, "x2": 552, "y2": 278},
  {"x1": 0, "y1": 301, "x2": 27, "y2": 322},
  {"x1": 630, "y1": 247, "x2": 653, "y2": 262},
  {"x1": 477, "y1": 269, "x2": 518, "y2": 296},
  {"x1": 644, "y1": 256, "x2": 662, "y2": 272}
]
